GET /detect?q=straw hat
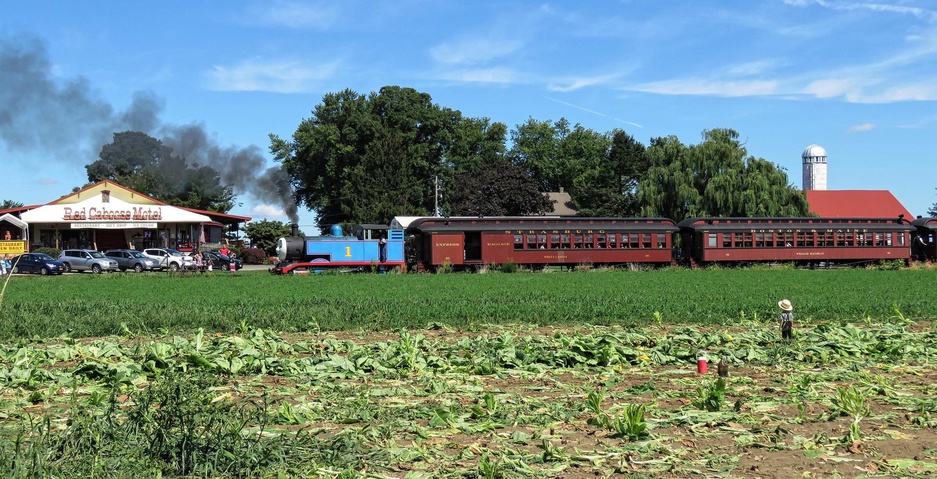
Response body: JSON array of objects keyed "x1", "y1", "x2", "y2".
[{"x1": 778, "y1": 299, "x2": 793, "y2": 311}]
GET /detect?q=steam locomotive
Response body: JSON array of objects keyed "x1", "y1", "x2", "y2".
[
  {"x1": 270, "y1": 223, "x2": 405, "y2": 274},
  {"x1": 270, "y1": 215, "x2": 937, "y2": 274}
]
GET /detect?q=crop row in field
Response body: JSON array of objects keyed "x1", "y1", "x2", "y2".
[
  {"x1": 1, "y1": 268, "x2": 935, "y2": 340},
  {"x1": 2, "y1": 316, "x2": 937, "y2": 477}
]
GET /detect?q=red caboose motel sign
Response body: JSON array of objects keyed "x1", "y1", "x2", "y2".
[{"x1": 62, "y1": 206, "x2": 163, "y2": 222}]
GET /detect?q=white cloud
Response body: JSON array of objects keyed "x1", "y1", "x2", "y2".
[
  {"x1": 876, "y1": 83, "x2": 937, "y2": 102},
  {"x1": 629, "y1": 79, "x2": 782, "y2": 97},
  {"x1": 204, "y1": 58, "x2": 339, "y2": 93},
  {"x1": 245, "y1": 0, "x2": 341, "y2": 30},
  {"x1": 801, "y1": 78, "x2": 858, "y2": 99},
  {"x1": 430, "y1": 37, "x2": 523, "y2": 65},
  {"x1": 848, "y1": 122, "x2": 876, "y2": 132},
  {"x1": 727, "y1": 60, "x2": 778, "y2": 76},
  {"x1": 436, "y1": 67, "x2": 518, "y2": 84},
  {"x1": 250, "y1": 204, "x2": 286, "y2": 217}
]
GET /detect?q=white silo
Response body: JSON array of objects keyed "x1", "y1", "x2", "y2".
[{"x1": 802, "y1": 144, "x2": 827, "y2": 190}]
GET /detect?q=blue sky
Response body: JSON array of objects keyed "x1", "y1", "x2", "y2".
[{"x1": 2, "y1": 0, "x2": 936, "y2": 230}]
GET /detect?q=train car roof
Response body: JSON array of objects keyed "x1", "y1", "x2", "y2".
[
  {"x1": 392, "y1": 216, "x2": 563, "y2": 228},
  {"x1": 678, "y1": 217, "x2": 913, "y2": 231},
  {"x1": 911, "y1": 217, "x2": 937, "y2": 229},
  {"x1": 394, "y1": 216, "x2": 678, "y2": 233}
]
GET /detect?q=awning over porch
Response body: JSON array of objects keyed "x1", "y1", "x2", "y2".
[{"x1": 21, "y1": 203, "x2": 212, "y2": 227}]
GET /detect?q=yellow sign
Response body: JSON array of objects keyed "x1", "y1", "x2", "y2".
[{"x1": 0, "y1": 241, "x2": 26, "y2": 255}]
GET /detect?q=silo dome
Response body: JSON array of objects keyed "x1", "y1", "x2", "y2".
[{"x1": 802, "y1": 144, "x2": 827, "y2": 159}]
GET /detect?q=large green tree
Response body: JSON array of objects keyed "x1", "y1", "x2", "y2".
[
  {"x1": 445, "y1": 117, "x2": 508, "y2": 175},
  {"x1": 271, "y1": 86, "x2": 551, "y2": 229},
  {"x1": 448, "y1": 159, "x2": 553, "y2": 216},
  {"x1": 271, "y1": 87, "x2": 450, "y2": 229},
  {"x1": 572, "y1": 129, "x2": 648, "y2": 217},
  {"x1": 638, "y1": 129, "x2": 809, "y2": 220},
  {"x1": 508, "y1": 118, "x2": 614, "y2": 215},
  {"x1": 86, "y1": 131, "x2": 235, "y2": 212}
]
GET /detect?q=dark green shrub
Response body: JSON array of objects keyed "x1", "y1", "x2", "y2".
[
  {"x1": 499, "y1": 261, "x2": 518, "y2": 273},
  {"x1": 239, "y1": 247, "x2": 267, "y2": 264}
]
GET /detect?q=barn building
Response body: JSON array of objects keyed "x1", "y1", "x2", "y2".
[
  {"x1": 799, "y1": 144, "x2": 913, "y2": 219},
  {"x1": 806, "y1": 190, "x2": 913, "y2": 219}
]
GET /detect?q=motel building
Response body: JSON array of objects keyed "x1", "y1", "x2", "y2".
[{"x1": 0, "y1": 180, "x2": 250, "y2": 256}]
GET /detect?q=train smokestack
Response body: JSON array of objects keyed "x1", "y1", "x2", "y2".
[{"x1": 291, "y1": 223, "x2": 299, "y2": 237}]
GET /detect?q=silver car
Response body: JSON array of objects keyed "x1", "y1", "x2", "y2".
[
  {"x1": 104, "y1": 249, "x2": 162, "y2": 272},
  {"x1": 58, "y1": 249, "x2": 120, "y2": 273},
  {"x1": 142, "y1": 248, "x2": 195, "y2": 271}
]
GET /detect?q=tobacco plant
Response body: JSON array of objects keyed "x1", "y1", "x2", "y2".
[
  {"x1": 612, "y1": 404, "x2": 649, "y2": 440},
  {"x1": 694, "y1": 377, "x2": 727, "y2": 412},
  {"x1": 830, "y1": 386, "x2": 871, "y2": 443}
]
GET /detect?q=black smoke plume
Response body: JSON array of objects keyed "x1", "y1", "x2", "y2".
[{"x1": 0, "y1": 33, "x2": 298, "y2": 223}]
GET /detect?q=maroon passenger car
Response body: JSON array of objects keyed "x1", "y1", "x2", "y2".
[
  {"x1": 678, "y1": 217, "x2": 913, "y2": 267},
  {"x1": 392, "y1": 216, "x2": 678, "y2": 271}
]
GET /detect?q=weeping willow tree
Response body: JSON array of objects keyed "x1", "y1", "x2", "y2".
[{"x1": 638, "y1": 129, "x2": 808, "y2": 221}]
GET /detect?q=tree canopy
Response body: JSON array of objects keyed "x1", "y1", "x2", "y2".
[
  {"x1": 638, "y1": 129, "x2": 809, "y2": 220},
  {"x1": 448, "y1": 159, "x2": 553, "y2": 216},
  {"x1": 86, "y1": 131, "x2": 235, "y2": 212},
  {"x1": 270, "y1": 86, "x2": 552, "y2": 230},
  {"x1": 243, "y1": 219, "x2": 292, "y2": 256},
  {"x1": 508, "y1": 120, "x2": 647, "y2": 217},
  {"x1": 271, "y1": 85, "x2": 815, "y2": 227},
  {"x1": 1, "y1": 199, "x2": 24, "y2": 210}
]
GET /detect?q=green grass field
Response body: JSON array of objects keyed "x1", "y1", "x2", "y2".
[
  {"x1": 0, "y1": 268, "x2": 934, "y2": 340},
  {"x1": 2, "y1": 268, "x2": 937, "y2": 478}
]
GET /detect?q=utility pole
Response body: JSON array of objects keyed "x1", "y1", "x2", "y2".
[{"x1": 434, "y1": 175, "x2": 440, "y2": 217}]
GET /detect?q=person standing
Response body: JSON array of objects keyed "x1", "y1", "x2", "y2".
[{"x1": 778, "y1": 299, "x2": 794, "y2": 342}]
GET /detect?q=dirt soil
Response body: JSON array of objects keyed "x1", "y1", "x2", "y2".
[{"x1": 263, "y1": 328, "x2": 937, "y2": 478}]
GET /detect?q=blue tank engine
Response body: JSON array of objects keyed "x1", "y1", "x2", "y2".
[{"x1": 270, "y1": 224, "x2": 405, "y2": 274}]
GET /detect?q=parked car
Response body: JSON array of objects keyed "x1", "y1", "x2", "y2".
[
  {"x1": 104, "y1": 249, "x2": 162, "y2": 272},
  {"x1": 58, "y1": 249, "x2": 119, "y2": 273},
  {"x1": 9, "y1": 253, "x2": 66, "y2": 275},
  {"x1": 142, "y1": 248, "x2": 194, "y2": 271},
  {"x1": 201, "y1": 250, "x2": 243, "y2": 271}
]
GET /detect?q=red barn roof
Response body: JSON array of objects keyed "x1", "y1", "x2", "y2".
[{"x1": 806, "y1": 190, "x2": 912, "y2": 219}]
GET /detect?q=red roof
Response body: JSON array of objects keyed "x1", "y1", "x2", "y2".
[{"x1": 806, "y1": 190, "x2": 913, "y2": 219}]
